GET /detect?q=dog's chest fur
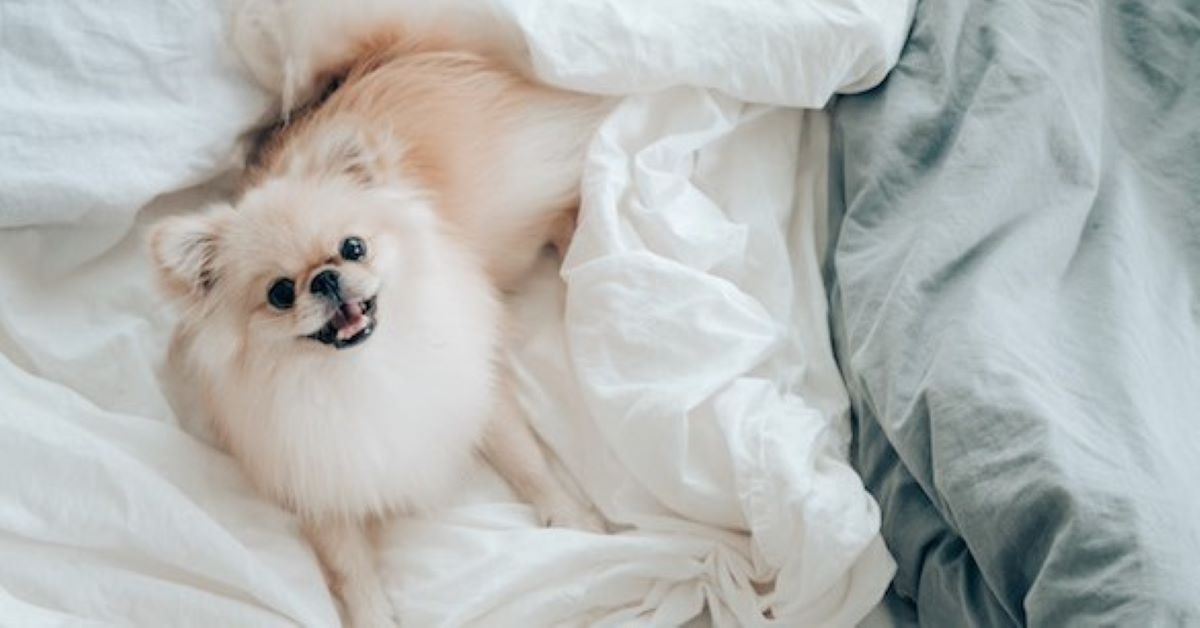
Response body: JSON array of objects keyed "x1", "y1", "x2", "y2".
[{"x1": 184, "y1": 280, "x2": 499, "y2": 521}]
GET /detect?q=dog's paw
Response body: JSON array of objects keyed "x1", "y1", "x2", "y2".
[
  {"x1": 537, "y1": 500, "x2": 607, "y2": 534},
  {"x1": 548, "y1": 208, "x2": 577, "y2": 259},
  {"x1": 343, "y1": 590, "x2": 400, "y2": 628},
  {"x1": 229, "y1": 0, "x2": 289, "y2": 92},
  {"x1": 348, "y1": 604, "x2": 399, "y2": 628}
]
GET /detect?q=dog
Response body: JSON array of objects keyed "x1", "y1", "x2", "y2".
[{"x1": 148, "y1": 24, "x2": 612, "y2": 627}]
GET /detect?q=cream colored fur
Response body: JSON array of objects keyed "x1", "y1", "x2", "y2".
[{"x1": 150, "y1": 21, "x2": 611, "y2": 628}]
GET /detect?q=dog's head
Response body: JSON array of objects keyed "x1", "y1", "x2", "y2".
[{"x1": 149, "y1": 176, "x2": 443, "y2": 358}]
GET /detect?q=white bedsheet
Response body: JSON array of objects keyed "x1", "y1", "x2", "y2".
[{"x1": 0, "y1": 1, "x2": 913, "y2": 626}]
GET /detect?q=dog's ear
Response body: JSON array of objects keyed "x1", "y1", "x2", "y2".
[
  {"x1": 324, "y1": 128, "x2": 377, "y2": 185},
  {"x1": 290, "y1": 124, "x2": 404, "y2": 187},
  {"x1": 308, "y1": 125, "x2": 381, "y2": 186},
  {"x1": 148, "y1": 205, "x2": 229, "y2": 299}
]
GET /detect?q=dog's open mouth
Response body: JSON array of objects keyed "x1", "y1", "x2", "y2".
[{"x1": 307, "y1": 296, "x2": 377, "y2": 349}]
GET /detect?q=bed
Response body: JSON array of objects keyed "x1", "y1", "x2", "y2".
[
  {"x1": 9, "y1": 0, "x2": 1192, "y2": 626},
  {"x1": 829, "y1": 0, "x2": 1200, "y2": 624},
  {"x1": 0, "y1": 0, "x2": 914, "y2": 626}
]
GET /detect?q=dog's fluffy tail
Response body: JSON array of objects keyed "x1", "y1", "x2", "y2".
[{"x1": 228, "y1": 0, "x2": 529, "y2": 114}]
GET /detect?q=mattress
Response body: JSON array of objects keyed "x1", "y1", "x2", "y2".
[{"x1": 0, "y1": 0, "x2": 914, "y2": 625}]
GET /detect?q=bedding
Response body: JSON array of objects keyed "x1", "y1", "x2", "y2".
[
  {"x1": 829, "y1": 0, "x2": 1200, "y2": 625},
  {"x1": 0, "y1": 0, "x2": 915, "y2": 626}
]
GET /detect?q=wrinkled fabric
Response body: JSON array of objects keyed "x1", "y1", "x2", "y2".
[
  {"x1": 830, "y1": 0, "x2": 1200, "y2": 625},
  {"x1": 0, "y1": 0, "x2": 914, "y2": 626},
  {"x1": 0, "y1": 1, "x2": 268, "y2": 232}
]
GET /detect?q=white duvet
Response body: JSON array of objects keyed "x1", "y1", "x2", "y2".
[{"x1": 0, "y1": 1, "x2": 913, "y2": 626}]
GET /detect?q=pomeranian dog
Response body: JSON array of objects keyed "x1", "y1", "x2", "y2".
[{"x1": 148, "y1": 21, "x2": 611, "y2": 628}]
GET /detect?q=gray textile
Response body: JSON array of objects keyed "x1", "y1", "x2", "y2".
[{"x1": 828, "y1": 0, "x2": 1200, "y2": 625}]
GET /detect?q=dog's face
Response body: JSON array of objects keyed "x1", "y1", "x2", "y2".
[{"x1": 149, "y1": 177, "x2": 437, "y2": 359}]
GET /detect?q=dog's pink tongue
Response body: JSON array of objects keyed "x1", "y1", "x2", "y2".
[{"x1": 333, "y1": 302, "x2": 367, "y2": 340}]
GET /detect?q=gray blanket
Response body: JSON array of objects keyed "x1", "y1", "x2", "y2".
[{"x1": 828, "y1": 0, "x2": 1200, "y2": 625}]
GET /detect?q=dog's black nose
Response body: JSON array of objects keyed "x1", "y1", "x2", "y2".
[{"x1": 310, "y1": 269, "x2": 341, "y2": 299}]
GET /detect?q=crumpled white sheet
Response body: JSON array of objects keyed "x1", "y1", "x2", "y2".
[{"x1": 0, "y1": 0, "x2": 913, "y2": 626}]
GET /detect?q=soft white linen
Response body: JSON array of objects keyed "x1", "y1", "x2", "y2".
[
  {"x1": 0, "y1": 1, "x2": 912, "y2": 626},
  {"x1": 0, "y1": 1, "x2": 268, "y2": 232}
]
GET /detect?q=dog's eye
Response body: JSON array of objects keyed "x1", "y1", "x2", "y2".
[
  {"x1": 267, "y1": 278, "x2": 295, "y2": 310},
  {"x1": 340, "y1": 236, "x2": 367, "y2": 262}
]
